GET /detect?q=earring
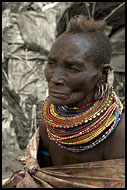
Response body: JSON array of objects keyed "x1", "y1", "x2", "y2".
[
  {"x1": 106, "y1": 69, "x2": 114, "y2": 96},
  {"x1": 107, "y1": 69, "x2": 114, "y2": 89},
  {"x1": 105, "y1": 83, "x2": 108, "y2": 92},
  {"x1": 95, "y1": 84, "x2": 104, "y2": 100}
]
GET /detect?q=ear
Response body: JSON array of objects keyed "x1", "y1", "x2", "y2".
[{"x1": 99, "y1": 64, "x2": 113, "y2": 84}]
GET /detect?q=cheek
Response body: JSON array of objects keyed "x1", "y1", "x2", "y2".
[
  {"x1": 81, "y1": 74, "x2": 98, "y2": 91},
  {"x1": 44, "y1": 66, "x2": 52, "y2": 82},
  {"x1": 66, "y1": 74, "x2": 87, "y2": 91},
  {"x1": 67, "y1": 72, "x2": 98, "y2": 92}
]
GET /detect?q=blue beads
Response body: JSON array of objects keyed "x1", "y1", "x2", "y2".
[
  {"x1": 57, "y1": 99, "x2": 95, "y2": 117},
  {"x1": 47, "y1": 92, "x2": 123, "y2": 153}
]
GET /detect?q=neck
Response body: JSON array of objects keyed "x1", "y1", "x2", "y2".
[{"x1": 67, "y1": 93, "x2": 95, "y2": 108}]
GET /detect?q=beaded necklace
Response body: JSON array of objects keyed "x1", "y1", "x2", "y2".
[{"x1": 41, "y1": 89, "x2": 123, "y2": 153}]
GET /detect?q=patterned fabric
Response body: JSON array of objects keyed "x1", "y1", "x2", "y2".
[{"x1": 2, "y1": 128, "x2": 125, "y2": 188}]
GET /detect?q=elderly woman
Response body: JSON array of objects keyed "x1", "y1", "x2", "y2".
[
  {"x1": 3, "y1": 17, "x2": 125, "y2": 188},
  {"x1": 38, "y1": 16, "x2": 125, "y2": 166}
]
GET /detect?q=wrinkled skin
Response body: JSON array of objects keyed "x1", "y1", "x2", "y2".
[
  {"x1": 38, "y1": 32, "x2": 125, "y2": 167},
  {"x1": 44, "y1": 32, "x2": 103, "y2": 107}
]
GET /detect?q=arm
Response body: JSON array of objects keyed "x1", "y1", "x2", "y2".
[
  {"x1": 103, "y1": 113, "x2": 125, "y2": 160},
  {"x1": 37, "y1": 120, "x2": 53, "y2": 168}
]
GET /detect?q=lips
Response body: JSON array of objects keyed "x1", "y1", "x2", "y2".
[{"x1": 49, "y1": 90, "x2": 67, "y2": 97}]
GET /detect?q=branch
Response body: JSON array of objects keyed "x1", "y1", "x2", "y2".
[
  {"x1": 18, "y1": 79, "x2": 39, "y2": 92},
  {"x1": 2, "y1": 68, "x2": 13, "y2": 90},
  {"x1": 104, "y1": 2, "x2": 125, "y2": 21},
  {"x1": 41, "y1": 2, "x2": 60, "y2": 12},
  {"x1": 3, "y1": 51, "x2": 23, "y2": 61},
  {"x1": 25, "y1": 49, "x2": 42, "y2": 80},
  {"x1": 92, "y1": 2, "x2": 96, "y2": 19},
  {"x1": 84, "y1": 2, "x2": 91, "y2": 19}
]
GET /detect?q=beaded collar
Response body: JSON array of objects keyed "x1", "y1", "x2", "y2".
[{"x1": 41, "y1": 89, "x2": 123, "y2": 153}]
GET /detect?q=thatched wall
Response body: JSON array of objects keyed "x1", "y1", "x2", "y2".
[{"x1": 2, "y1": 2, "x2": 70, "y2": 149}]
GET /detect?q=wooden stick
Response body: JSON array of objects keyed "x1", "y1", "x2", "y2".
[
  {"x1": 42, "y1": 2, "x2": 60, "y2": 12},
  {"x1": 92, "y1": 2, "x2": 96, "y2": 19},
  {"x1": 84, "y1": 2, "x2": 91, "y2": 19},
  {"x1": 104, "y1": 2, "x2": 125, "y2": 21},
  {"x1": 2, "y1": 68, "x2": 13, "y2": 90}
]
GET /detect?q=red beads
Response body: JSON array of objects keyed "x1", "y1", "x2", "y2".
[{"x1": 41, "y1": 90, "x2": 122, "y2": 152}]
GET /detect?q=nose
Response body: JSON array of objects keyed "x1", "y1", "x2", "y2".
[
  {"x1": 51, "y1": 67, "x2": 65, "y2": 86},
  {"x1": 51, "y1": 77, "x2": 65, "y2": 86}
]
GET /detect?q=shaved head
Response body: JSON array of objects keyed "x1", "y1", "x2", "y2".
[{"x1": 65, "y1": 16, "x2": 112, "y2": 68}]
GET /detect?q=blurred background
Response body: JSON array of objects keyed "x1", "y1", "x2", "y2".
[{"x1": 2, "y1": 2, "x2": 125, "y2": 179}]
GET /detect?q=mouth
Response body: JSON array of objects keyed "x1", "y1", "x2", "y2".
[{"x1": 49, "y1": 90, "x2": 68, "y2": 98}]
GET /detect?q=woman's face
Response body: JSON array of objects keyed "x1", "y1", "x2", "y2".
[{"x1": 44, "y1": 32, "x2": 102, "y2": 107}]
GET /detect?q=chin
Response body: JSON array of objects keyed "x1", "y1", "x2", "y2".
[{"x1": 49, "y1": 96, "x2": 69, "y2": 106}]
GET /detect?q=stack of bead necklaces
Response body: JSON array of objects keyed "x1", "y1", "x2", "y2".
[{"x1": 41, "y1": 88, "x2": 123, "y2": 153}]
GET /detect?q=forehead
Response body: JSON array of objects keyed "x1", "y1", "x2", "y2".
[{"x1": 48, "y1": 33, "x2": 93, "y2": 60}]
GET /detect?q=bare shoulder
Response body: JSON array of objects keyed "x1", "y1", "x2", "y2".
[{"x1": 103, "y1": 113, "x2": 125, "y2": 160}]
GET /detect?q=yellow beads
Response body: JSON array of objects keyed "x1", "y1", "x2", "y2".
[
  {"x1": 42, "y1": 90, "x2": 115, "y2": 129},
  {"x1": 41, "y1": 90, "x2": 123, "y2": 153}
]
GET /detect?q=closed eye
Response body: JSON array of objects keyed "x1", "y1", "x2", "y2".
[
  {"x1": 66, "y1": 65, "x2": 81, "y2": 72},
  {"x1": 47, "y1": 61, "x2": 56, "y2": 66}
]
